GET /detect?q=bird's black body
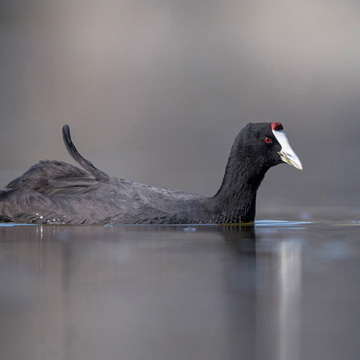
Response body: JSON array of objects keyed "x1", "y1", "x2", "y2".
[{"x1": 0, "y1": 123, "x2": 298, "y2": 224}]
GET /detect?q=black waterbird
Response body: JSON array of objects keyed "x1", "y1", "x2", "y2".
[{"x1": 0, "y1": 122, "x2": 302, "y2": 224}]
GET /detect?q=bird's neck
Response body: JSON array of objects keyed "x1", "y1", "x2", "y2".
[{"x1": 209, "y1": 151, "x2": 267, "y2": 224}]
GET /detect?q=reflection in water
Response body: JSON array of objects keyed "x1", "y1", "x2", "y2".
[
  {"x1": 277, "y1": 240, "x2": 302, "y2": 360},
  {"x1": 0, "y1": 222, "x2": 358, "y2": 360},
  {"x1": 253, "y1": 233, "x2": 303, "y2": 360},
  {"x1": 219, "y1": 226, "x2": 303, "y2": 360}
]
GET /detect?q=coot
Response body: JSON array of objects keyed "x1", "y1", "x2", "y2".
[{"x1": 0, "y1": 122, "x2": 302, "y2": 224}]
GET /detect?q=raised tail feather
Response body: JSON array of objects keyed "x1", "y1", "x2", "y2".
[{"x1": 62, "y1": 125, "x2": 111, "y2": 182}]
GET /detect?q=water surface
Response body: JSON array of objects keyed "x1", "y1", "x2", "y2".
[{"x1": 0, "y1": 208, "x2": 359, "y2": 360}]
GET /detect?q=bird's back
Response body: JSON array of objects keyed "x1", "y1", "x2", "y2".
[{"x1": 0, "y1": 160, "x2": 207, "y2": 224}]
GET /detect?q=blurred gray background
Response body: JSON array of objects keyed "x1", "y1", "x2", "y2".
[{"x1": 1, "y1": 0, "x2": 360, "y2": 210}]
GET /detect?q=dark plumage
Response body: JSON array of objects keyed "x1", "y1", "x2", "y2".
[{"x1": 0, "y1": 123, "x2": 302, "y2": 224}]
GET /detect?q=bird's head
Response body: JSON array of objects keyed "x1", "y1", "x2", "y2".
[{"x1": 236, "y1": 122, "x2": 302, "y2": 172}]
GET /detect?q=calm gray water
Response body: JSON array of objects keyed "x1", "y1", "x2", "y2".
[{"x1": 0, "y1": 207, "x2": 359, "y2": 360}]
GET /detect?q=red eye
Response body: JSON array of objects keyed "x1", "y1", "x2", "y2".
[{"x1": 265, "y1": 137, "x2": 272, "y2": 144}]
